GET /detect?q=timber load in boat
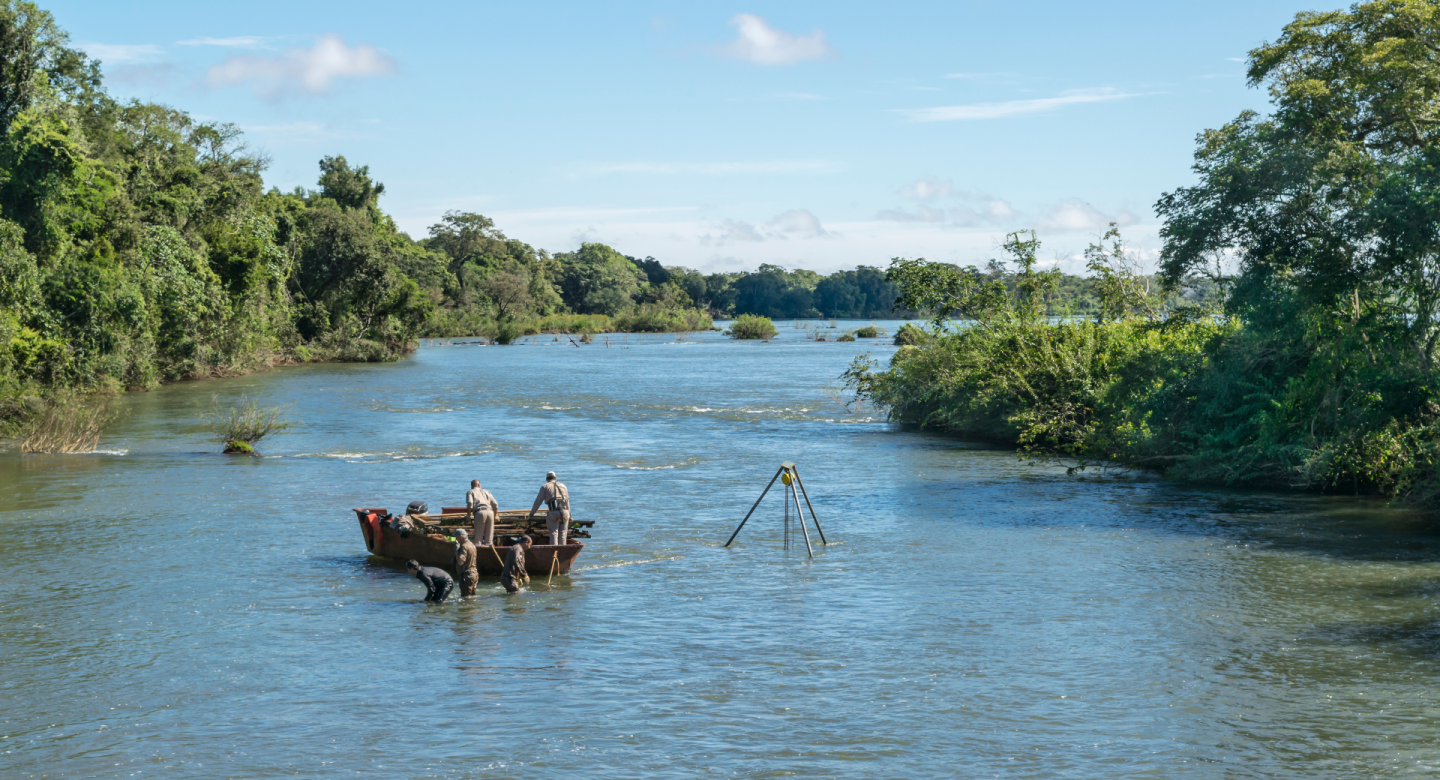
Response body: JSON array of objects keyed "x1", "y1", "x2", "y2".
[{"x1": 354, "y1": 507, "x2": 592, "y2": 576}]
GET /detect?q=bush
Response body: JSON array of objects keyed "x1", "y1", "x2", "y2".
[
  {"x1": 206, "y1": 396, "x2": 296, "y2": 455},
  {"x1": 727, "y1": 314, "x2": 778, "y2": 340},
  {"x1": 536, "y1": 313, "x2": 610, "y2": 335},
  {"x1": 853, "y1": 325, "x2": 886, "y2": 338},
  {"x1": 893, "y1": 323, "x2": 929, "y2": 346},
  {"x1": 837, "y1": 333, "x2": 856, "y2": 342}
]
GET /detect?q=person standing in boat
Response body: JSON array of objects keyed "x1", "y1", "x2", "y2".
[
  {"x1": 406, "y1": 559, "x2": 454, "y2": 603},
  {"x1": 501, "y1": 535, "x2": 532, "y2": 593},
  {"x1": 530, "y1": 471, "x2": 571, "y2": 546},
  {"x1": 466, "y1": 480, "x2": 499, "y2": 546},
  {"x1": 453, "y1": 529, "x2": 479, "y2": 597}
]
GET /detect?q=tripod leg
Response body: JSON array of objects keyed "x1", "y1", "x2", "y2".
[
  {"x1": 725, "y1": 466, "x2": 785, "y2": 547},
  {"x1": 791, "y1": 475, "x2": 814, "y2": 558},
  {"x1": 791, "y1": 466, "x2": 827, "y2": 545}
]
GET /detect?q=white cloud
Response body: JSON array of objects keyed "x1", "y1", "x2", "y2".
[
  {"x1": 1035, "y1": 198, "x2": 1138, "y2": 232},
  {"x1": 702, "y1": 219, "x2": 767, "y2": 245},
  {"x1": 719, "y1": 13, "x2": 833, "y2": 65},
  {"x1": 950, "y1": 198, "x2": 1017, "y2": 227},
  {"x1": 769, "y1": 209, "x2": 831, "y2": 238},
  {"x1": 177, "y1": 36, "x2": 266, "y2": 48},
  {"x1": 78, "y1": 42, "x2": 165, "y2": 65},
  {"x1": 899, "y1": 87, "x2": 1137, "y2": 122},
  {"x1": 875, "y1": 205, "x2": 946, "y2": 223},
  {"x1": 586, "y1": 160, "x2": 843, "y2": 176},
  {"x1": 898, "y1": 177, "x2": 955, "y2": 201},
  {"x1": 108, "y1": 63, "x2": 180, "y2": 88},
  {"x1": 205, "y1": 34, "x2": 395, "y2": 98},
  {"x1": 240, "y1": 121, "x2": 334, "y2": 141},
  {"x1": 701, "y1": 209, "x2": 833, "y2": 245}
]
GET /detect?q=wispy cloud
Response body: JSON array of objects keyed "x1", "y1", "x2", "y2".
[
  {"x1": 898, "y1": 177, "x2": 955, "y2": 201},
  {"x1": 1035, "y1": 198, "x2": 1138, "y2": 232},
  {"x1": 719, "y1": 13, "x2": 834, "y2": 65},
  {"x1": 586, "y1": 160, "x2": 844, "y2": 176},
  {"x1": 78, "y1": 42, "x2": 165, "y2": 65},
  {"x1": 205, "y1": 34, "x2": 395, "y2": 98},
  {"x1": 108, "y1": 63, "x2": 180, "y2": 88},
  {"x1": 876, "y1": 205, "x2": 946, "y2": 223},
  {"x1": 701, "y1": 209, "x2": 834, "y2": 245},
  {"x1": 899, "y1": 88, "x2": 1137, "y2": 122},
  {"x1": 177, "y1": 36, "x2": 267, "y2": 48}
]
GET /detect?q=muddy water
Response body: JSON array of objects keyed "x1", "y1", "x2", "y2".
[{"x1": 3, "y1": 321, "x2": 1440, "y2": 778}]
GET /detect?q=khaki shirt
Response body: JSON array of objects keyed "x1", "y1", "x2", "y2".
[
  {"x1": 466, "y1": 487, "x2": 498, "y2": 516},
  {"x1": 531, "y1": 481, "x2": 571, "y2": 521},
  {"x1": 453, "y1": 539, "x2": 478, "y2": 576}
]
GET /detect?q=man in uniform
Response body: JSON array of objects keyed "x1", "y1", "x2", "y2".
[
  {"x1": 406, "y1": 559, "x2": 453, "y2": 602},
  {"x1": 453, "y1": 529, "x2": 479, "y2": 597},
  {"x1": 530, "y1": 471, "x2": 571, "y2": 546},
  {"x1": 501, "y1": 535, "x2": 532, "y2": 594},
  {"x1": 466, "y1": 480, "x2": 499, "y2": 546},
  {"x1": 391, "y1": 501, "x2": 430, "y2": 539}
]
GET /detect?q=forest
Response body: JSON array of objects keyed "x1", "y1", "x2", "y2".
[
  {"x1": 851, "y1": 0, "x2": 1440, "y2": 509},
  {"x1": 0, "y1": 0, "x2": 910, "y2": 434}
]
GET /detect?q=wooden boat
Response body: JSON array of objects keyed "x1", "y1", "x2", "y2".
[{"x1": 354, "y1": 506, "x2": 591, "y2": 577}]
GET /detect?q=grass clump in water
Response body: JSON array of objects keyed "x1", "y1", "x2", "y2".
[
  {"x1": 836, "y1": 333, "x2": 856, "y2": 342},
  {"x1": 20, "y1": 393, "x2": 117, "y2": 453},
  {"x1": 206, "y1": 396, "x2": 296, "y2": 455},
  {"x1": 727, "y1": 314, "x2": 778, "y2": 340},
  {"x1": 852, "y1": 325, "x2": 886, "y2": 338}
]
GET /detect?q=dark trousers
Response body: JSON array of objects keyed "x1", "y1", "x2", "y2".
[{"x1": 427, "y1": 580, "x2": 454, "y2": 602}]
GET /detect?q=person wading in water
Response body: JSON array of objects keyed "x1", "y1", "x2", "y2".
[
  {"x1": 530, "y1": 472, "x2": 572, "y2": 546},
  {"x1": 502, "y1": 535, "x2": 532, "y2": 594},
  {"x1": 453, "y1": 529, "x2": 479, "y2": 597},
  {"x1": 406, "y1": 559, "x2": 454, "y2": 603}
]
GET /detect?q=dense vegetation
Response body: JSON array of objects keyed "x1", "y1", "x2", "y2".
[{"x1": 850, "y1": 0, "x2": 1440, "y2": 509}]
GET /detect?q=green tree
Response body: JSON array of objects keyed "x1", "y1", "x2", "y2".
[{"x1": 554, "y1": 242, "x2": 644, "y2": 315}]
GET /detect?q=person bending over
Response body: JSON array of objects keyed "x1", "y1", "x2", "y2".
[
  {"x1": 502, "y1": 536, "x2": 532, "y2": 594},
  {"x1": 466, "y1": 480, "x2": 499, "y2": 546},
  {"x1": 406, "y1": 559, "x2": 453, "y2": 603}
]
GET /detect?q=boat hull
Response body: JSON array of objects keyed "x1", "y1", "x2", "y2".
[{"x1": 355, "y1": 508, "x2": 583, "y2": 576}]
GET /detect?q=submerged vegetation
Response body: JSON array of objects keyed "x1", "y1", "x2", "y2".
[{"x1": 849, "y1": 0, "x2": 1440, "y2": 510}]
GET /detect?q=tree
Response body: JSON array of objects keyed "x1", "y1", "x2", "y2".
[
  {"x1": 0, "y1": 2, "x2": 100, "y2": 132},
  {"x1": 554, "y1": 242, "x2": 643, "y2": 315},
  {"x1": 317, "y1": 155, "x2": 384, "y2": 211}
]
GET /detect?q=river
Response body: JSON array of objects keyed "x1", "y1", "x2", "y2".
[{"x1": 2, "y1": 320, "x2": 1439, "y2": 778}]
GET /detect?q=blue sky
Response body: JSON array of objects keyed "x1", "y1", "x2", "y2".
[{"x1": 56, "y1": 0, "x2": 1308, "y2": 273}]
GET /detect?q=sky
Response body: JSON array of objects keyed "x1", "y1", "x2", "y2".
[{"x1": 53, "y1": 0, "x2": 1311, "y2": 274}]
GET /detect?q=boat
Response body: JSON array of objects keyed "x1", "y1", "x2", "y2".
[{"x1": 354, "y1": 506, "x2": 591, "y2": 576}]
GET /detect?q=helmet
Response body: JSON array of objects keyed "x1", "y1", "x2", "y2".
[{"x1": 406, "y1": 500, "x2": 428, "y2": 515}]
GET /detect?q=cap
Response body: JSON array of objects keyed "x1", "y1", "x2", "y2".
[
  {"x1": 455, "y1": 529, "x2": 468, "y2": 538},
  {"x1": 546, "y1": 471, "x2": 557, "y2": 480}
]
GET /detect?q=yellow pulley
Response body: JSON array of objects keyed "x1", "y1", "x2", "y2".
[{"x1": 781, "y1": 471, "x2": 793, "y2": 486}]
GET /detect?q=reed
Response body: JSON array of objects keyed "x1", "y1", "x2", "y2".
[
  {"x1": 206, "y1": 396, "x2": 296, "y2": 454},
  {"x1": 20, "y1": 394, "x2": 116, "y2": 453}
]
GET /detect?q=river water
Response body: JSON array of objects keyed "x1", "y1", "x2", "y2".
[{"x1": 3, "y1": 320, "x2": 1440, "y2": 778}]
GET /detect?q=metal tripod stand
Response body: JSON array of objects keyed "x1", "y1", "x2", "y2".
[{"x1": 724, "y1": 462, "x2": 828, "y2": 557}]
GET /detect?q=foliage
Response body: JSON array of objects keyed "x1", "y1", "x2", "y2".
[
  {"x1": 612, "y1": 302, "x2": 713, "y2": 333},
  {"x1": 205, "y1": 395, "x2": 294, "y2": 454},
  {"x1": 893, "y1": 323, "x2": 929, "y2": 346},
  {"x1": 727, "y1": 313, "x2": 777, "y2": 340},
  {"x1": 852, "y1": 325, "x2": 885, "y2": 338}
]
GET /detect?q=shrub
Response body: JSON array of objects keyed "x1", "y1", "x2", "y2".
[
  {"x1": 893, "y1": 323, "x2": 929, "y2": 346},
  {"x1": 837, "y1": 333, "x2": 856, "y2": 342},
  {"x1": 727, "y1": 314, "x2": 778, "y2": 340},
  {"x1": 611, "y1": 304, "x2": 713, "y2": 333},
  {"x1": 853, "y1": 325, "x2": 886, "y2": 338},
  {"x1": 206, "y1": 396, "x2": 296, "y2": 455}
]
